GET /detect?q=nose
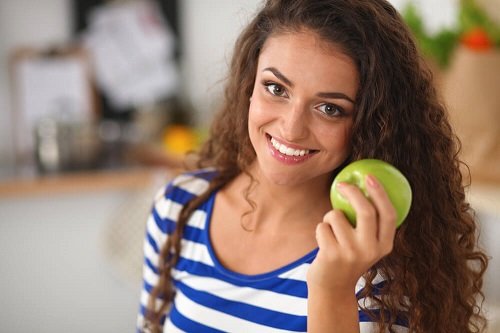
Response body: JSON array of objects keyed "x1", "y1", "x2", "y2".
[{"x1": 279, "y1": 102, "x2": 309, "y2": 141}]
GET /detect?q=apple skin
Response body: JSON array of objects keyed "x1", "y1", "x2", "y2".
[{"x1": 330, "y1": 159, "x2": 412, "y2": 227}]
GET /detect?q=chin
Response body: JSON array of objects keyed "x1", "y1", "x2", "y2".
[{"x1": 261, "y1": 166, "x2": 330, "y2": 188}]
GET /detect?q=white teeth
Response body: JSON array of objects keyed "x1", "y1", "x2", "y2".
[{"x1": 270, "y1": 137, "x2": 310, "y2": 157}]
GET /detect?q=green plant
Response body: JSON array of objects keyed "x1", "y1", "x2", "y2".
[
  {"x1": 403, "y1": 3, "x2": 459, "y2": 68},
  {"x1": 459, "y1": 0, "x2": 500, "y2": 46},
  {"x1": 402, "y1": 0, "x2": 500, "y2": 68}
]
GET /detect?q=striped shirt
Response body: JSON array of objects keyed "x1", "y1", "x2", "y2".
[{"x1": 137, "y1": 169, "x2": 409, "y2": 332}]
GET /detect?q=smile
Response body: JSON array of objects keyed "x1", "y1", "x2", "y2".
[
  {"x1": 266, "y1": 134, "x2": 318, "y2": 165},
  {"x1": 270, "y1": 136, "x2": 310, "y2": 156}
]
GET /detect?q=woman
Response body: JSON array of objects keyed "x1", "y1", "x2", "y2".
[{"x1": 137, "y1": 0, "x2": 488, "y2": 332}]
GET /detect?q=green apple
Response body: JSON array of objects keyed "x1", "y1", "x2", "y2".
[{"x1": 330, "y1": 159, "x2": 412, "y2": 227}]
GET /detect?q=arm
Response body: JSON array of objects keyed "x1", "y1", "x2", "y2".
[
  {"x1": 307, "y1": 283, "x2": 359, "y2": 333},
  {"x1": 137, "y1": 187, "x2": 171, "y2": 332},
  {"x1": 307, "y1": 175, "x2": 397, "y2": 333}
]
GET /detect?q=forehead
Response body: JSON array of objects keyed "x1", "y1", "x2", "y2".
[
  {"x1": 257, "y1": 30, "x2": 359, "y2": 93},
  {"x1": 264, "y1": 28, "x2": 345, "y2": 53},
  {"x1": 259, "y1": 29, "x2": 356, "y2": 67}
]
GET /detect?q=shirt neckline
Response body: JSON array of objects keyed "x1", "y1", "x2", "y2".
[{"x1": 203, "y1": 190, "x2": 319, "y2": 282}]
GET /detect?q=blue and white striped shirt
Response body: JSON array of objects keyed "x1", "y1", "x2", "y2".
[{"x1": 137, "y1": 169, "x2": 409, "y2": 332}]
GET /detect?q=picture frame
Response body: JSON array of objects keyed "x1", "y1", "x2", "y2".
[{"x1": 9, "y1": 46, "x2": 98, "y2": 165}]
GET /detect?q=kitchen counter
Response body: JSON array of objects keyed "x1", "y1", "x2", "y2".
[
  {"x1": 0, "y1": 167, "x2": 169, "y2": 333},
  {"x1": 1, "y1": 165, "x2": 498, "y2": 213},
  {"x1": 0, "y1": 166, "x2": 174, "y2": 198}
]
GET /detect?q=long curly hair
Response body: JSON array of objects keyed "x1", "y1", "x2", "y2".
[{"x1": 146, "y1": 0, "x2": 489, "y2": 332}]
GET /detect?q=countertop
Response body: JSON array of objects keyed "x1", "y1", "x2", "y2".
[
  {"x1": 0, "y1": 167, "x2": 174, "y2": 198},
  {"x1": 1, "y1": 165, "x2": 498, "y2": 218}
]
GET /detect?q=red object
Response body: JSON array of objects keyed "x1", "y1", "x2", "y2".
[{"x1": 461, "y1": 27, "x2": 493, "y2": 51}]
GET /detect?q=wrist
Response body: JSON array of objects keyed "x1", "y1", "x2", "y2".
[
  {"x1": 307, "y1": 285, "x2": 359, "y2": 333},
  {"x1": 308, "y1": 283, "x2": 357, "y2": 303},
  {"x1": 307, "y1": 274, "x2": 357, "y2": 296}
]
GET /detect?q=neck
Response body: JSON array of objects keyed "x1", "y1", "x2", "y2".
[{"x1": 227, "y1": 164, "x2": 333, "y2": 232}]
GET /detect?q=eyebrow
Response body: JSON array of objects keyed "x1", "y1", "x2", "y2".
[
  {"x1": 263, "y1": 67, "x2": 294, "y2": 87},
  {"x1": 262, "y1": 66, "x2": 355, "y2": 104},
  {"x1": 317, "y1": 92, "x2": 355, "y2": 104}
]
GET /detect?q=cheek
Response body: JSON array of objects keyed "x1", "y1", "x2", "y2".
[
  {"x1": 247, "y1": 104, "x2": 258, "y2": 131},
  {"x1": 320, "y1": 123, "x2": 353, "y2": 153},
  {"x1": 248, "y1": 99, "x2": 273, "y2": 129},
  {"x1": 247, "y1": 103, "x2": 263, "y2": 142},
  {"x1": 338, "y1": 126, "x2": 353, "y2": 154}
]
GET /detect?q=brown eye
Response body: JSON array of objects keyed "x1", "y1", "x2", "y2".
[
  {"x1": 265, "y1": 83, "x2": 287, "y2": 97},
  {"x1": 317, "y1": 103, "x2": 344, "y2": 117}
]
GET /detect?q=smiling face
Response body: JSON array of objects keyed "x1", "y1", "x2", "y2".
[{"x1": 248, "y1": 30, "x2": 359, "y2": 187}]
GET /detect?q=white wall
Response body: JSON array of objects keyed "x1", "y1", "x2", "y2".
[{"x1": 179, "y1": 0, "x2": 261, "y2": 125}]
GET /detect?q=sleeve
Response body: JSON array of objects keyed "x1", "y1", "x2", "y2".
[
  {"x1": 356, "y1": 277, "x2": 410, "y2": 333},
  {"x1": 359, "y1": 320, "x2": 409, "y2": 333},
  {"x1": 136, "y1": 185, "x2": 175, "y2": 332}
]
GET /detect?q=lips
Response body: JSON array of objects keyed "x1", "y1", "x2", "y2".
[{"x1": 266, "y1": 134, "x2": 318, "y2": 164}]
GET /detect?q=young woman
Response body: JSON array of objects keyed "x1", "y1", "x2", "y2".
[{"x1": 137, "y1": 0, "x2": 488, "y2": 332}]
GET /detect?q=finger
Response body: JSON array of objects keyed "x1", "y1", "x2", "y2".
[
  {"x1": 336, "y1": 182, "x2": 377, "y2": 238},
  {"x1": 315, "y1": 221, "x2": 338, "y2": 252},
  {"x1": 365, "y1": 174, "x2": 397, "y2": 247},
  {"x1": 322, "y1": 209, "x2": 356, "y2": 248}
]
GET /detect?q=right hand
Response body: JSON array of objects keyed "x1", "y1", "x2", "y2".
[{"x1": 307, "y1": 175, "x2": 397, "y2": 292}]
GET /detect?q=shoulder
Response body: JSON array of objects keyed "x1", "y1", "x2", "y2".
[
  {"x1": 148, "y1": 169, "x2": 218, "y2": 236},
  {"x1": 154, "y1": 168, "x2": 218, "y2": 204}
]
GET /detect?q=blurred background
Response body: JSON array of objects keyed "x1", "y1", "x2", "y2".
[{"x1": 0, "y1": 0, "x2": 499, "y2": 332}]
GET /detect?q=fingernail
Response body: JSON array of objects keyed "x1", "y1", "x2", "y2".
[
  {"x1": 366, "y1": 175, "x2": 379, "y2": 188},
  {"x1": 336, "y1": 182, "x2": 347, "y2": 193}
]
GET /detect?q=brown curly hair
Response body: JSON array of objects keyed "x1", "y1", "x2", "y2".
[{"x1": 146, "y1": 0, "x2": 489, "y2": 332}]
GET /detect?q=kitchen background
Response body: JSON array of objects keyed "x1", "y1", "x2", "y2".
[{"x1": 0, "y1": 0, "x2": 499, "y2": 332}]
